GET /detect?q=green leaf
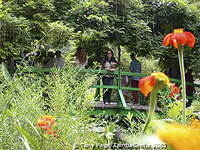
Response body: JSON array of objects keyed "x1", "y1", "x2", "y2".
[
  {"x1": 19, "y1": 136, "x2": 31, "y2": 150},
  {"x1": 16, "y1": 126, "x2": 40, "y2": 150},
  {"x1": 25, "y1": 117, "x2": 42, "y2": 139}
]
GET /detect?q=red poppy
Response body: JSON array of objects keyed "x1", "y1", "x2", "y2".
[
  {"x1": 169, "y1": 84, "x2": 180, "y2": 97},
  {"x1": 163, "y1": 29, "x2": 195, "y2": 49}
]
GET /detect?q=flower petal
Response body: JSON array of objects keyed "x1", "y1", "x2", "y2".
[
  {"x1": 170, "y1": 33, "x2": 187, "y2": 48},
  {"x1": 184, "y1": 32, "x2": 195, "y2": 48},
  {"x1": 157, "y1": 121, "x2": 200, "y2": 150},
  {"x1": 163, "y1": 33, "x2": 173, "y2": 46},
  {"x1": 139, "y1": 76, "x2": 156, "y2": 96}
]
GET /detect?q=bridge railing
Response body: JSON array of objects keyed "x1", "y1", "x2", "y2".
[
  {"x1": 82, "y1": 69, "x2": 200, "y2": 104},
  {"x1": 18, "y1": 67, "x2": 200, "y2": 107}
]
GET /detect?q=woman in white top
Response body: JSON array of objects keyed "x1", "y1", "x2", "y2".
[
  {"x1": 101, "y1": 49, "x2": 118, "y2": 104},
  {"x1": 74, "y1": 47, "x2": 88, "y2": 69}
]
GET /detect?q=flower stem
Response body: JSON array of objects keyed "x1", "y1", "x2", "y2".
[
  {"x1": 142, "y1": 90, "x2": 158, "y2": 134},
  {"x1": 178, "y1": 46, "x2": 186, "y2": 124}
]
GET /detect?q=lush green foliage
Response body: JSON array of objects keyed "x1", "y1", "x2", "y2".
[
  {"x1": 1, "y1": 0, "x2": 200, "y2": 74},
  {"x1": 1, "y1": 1, "x2": 200, "y2": 149},
  {"x1": 0, "y1": 65, "x2": 106, "y2": 149}
]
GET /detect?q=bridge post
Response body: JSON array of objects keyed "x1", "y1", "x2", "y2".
[{"x1": 117, "y1": 45, "x2": 128, "y2": 109}]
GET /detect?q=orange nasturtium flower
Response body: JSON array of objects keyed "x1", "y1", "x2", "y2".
[
  {"x1": 139, "y1": 72, "x2": 170, "y2": 96},
  {"x1": 163, "y1": 29, "x2": 195, "y2": 49},
  {"x1": 157, "y1": 119, "x2": 200, "y2": 150}
]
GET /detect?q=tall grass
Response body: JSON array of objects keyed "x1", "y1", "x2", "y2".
[{"x1": 0, "y1": 64, "x2": 105, "y2": 150}]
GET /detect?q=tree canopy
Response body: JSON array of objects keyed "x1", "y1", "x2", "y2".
[{"x1": 0, "y1": 0, "x2": 200, "y2": 74}]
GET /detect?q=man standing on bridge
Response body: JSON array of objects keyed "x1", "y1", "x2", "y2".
[{"x1": 130, "y1": 53, "x2": 142, "y2": 104}]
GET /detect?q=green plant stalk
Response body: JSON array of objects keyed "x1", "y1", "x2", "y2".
[
  {"x1": 177, "y1": 46, "x2": 186, "y2": 124},
  {"x1": 142, "y1": 90, "x2": 158, "y2": 134},
  {"x1": 40, "y1": 134, "x2": 44, "y2": 150}
]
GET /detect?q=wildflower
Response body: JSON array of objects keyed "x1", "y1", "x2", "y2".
[
  {"x1": 139, "y1": 72, "x2": 170, "y2": 96},
  {"x1": 37, "y1": 115, "x2": 58, "y2": 137},
  {"x1": 163, "y1": 29, "x2": 195, "y2": 49},
  {"x1": 162, "y1": 29, "x2": 195, "y2": 124},
  {"x1": 37, "y1": 120, "x2": 52, "y2": 131},
  {"x1": 169, "y1": 83, "x2": 180, "y2": 97},
  {"x1": 157, "y1": 120, "x2": 200, "y2": 150},
  {"x1": 37, "y1": 115, "x2": 55, "y2": 130},
  {"x1": 140, "y1": 73, "x2": 170, "y2": 133}
]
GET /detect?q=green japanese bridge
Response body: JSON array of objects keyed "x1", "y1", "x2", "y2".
[{"x1": 18, "y1": 67, "x2": 200, "y2": 117}]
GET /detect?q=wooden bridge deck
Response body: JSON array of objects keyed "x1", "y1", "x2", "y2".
[
  {"x1": 93, "y1": 102, "x2": 161, "y2": 111},
  {"x1": 89, "y1": 102, "x2": 161, "y2": 116}
]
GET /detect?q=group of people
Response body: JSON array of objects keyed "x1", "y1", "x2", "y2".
[
  {"x1": 24, "y1": 47, "x2": 88, "y2": 70},
  {"x1": 100, "y1": 48, "x2": 196, "y2": 107},
  {"x1": 70, "y1": 47, "x2": 142, "y2": 105},
  {"x1": 101, "y1": 48, "x2": 141, "y2": 104},
  {"x1": 42, "y1": 50, "x2": 65, "y2": 69},
  {"x1": 25, "y1": 47, "x2": 195, "y2": 106}
]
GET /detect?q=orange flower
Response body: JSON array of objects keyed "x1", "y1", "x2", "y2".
[
  {"x1": 163, "y1": 29, "x2": 195, "y2": 49},
  {"x1": 139, "y1": 76, "x2": 156, "y2": 96},
  {"x1": 157, "y1": 119, "x2": 200, "y2": 150},
  {"x1": 37, "y1": 115, "x2": 57, "y2": 135},
  {"x1": 47, "y1": 129, "x2": 59, "y2": 137},
  {"x1": 169, "y1": 84, "x2": 180, "y2": 97},
  {"x1": 139, "y1": 72, "x2": 170, "y2": 96},
  {"x1": 37, "y1": 120, "x2": 52, "y2": 131}
]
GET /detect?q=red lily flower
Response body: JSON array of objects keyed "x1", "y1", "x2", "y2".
[{"x1": 163, "y1": 29, "x2": 195, "y2": 49}]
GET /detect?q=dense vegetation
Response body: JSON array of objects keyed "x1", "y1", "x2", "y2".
[
  {"x1": 1, "y1": 0, "x2": 200, "y2": 74},
  {"x1": 1, "y1": 0, "x2": 200, "y2": 150},
  {"x1": 0, "y1": 65, "x2": 106, "y2": 149}
]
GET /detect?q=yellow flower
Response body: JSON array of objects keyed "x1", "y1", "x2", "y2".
[
  {"x1": 190, "y1": 119, "x2": 200, "y2": 129},
  {"x1": 157, "y1": 120, "x2": 200, "y2": 150},
  {"x1": 151, "y1": 72, "x2": 170, "y2": 88}
]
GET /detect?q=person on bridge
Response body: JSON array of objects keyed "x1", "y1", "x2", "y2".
[
  {"x1": 74, "y1": 47, "x2": 88, "y2": 69},
  {"x1": 130, "y1": 53, "x2": 141, "y2": 104},
  {"x1": 101, "y1": 48, "x2": 118, "y2": 104}
]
